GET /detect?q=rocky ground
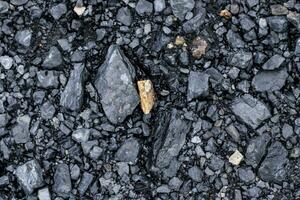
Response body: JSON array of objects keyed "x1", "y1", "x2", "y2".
[{"x1": 0, "y1": 0, "x2": 300, "y2": 199}]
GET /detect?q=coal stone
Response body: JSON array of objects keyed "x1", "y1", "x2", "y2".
[
  {"x1": 154, "y1": 0, "x2": 165, "y2": 12},
  {"x1": 267, "y1": 16, "x2": 288, "y2": 32},
  {"x1": 209, "y1": 155, "x2": 225, "y2": 171},
  {"x1": 78, "y1": 172, "x2": 94, "y2": 195},
  {"x1": 183, "y1": 5, "x2": 206, "y2": 33},
  {"x1": 116, "y1": 7, "x2": 132, "y2": 26},
  {"x1": 10, "y1": 0, "x2": 28, "y2": 6},
  {"x1": 261, "y1": 54, "x2": 285, "y2": 70},
  {"x1": 188, "y1": 166, "x2": 203, "y2": 182},
  {"x1": 228, "y1": 51, "x2": 253, "y2": 69},
  {"x1": 0, "y1": 1, "x2": 9, "y2": 13},
  {"x1": 37, "y1": 70, "x2": 59, "y2": 88},
  {"x1": 135, "y1": 0, "x2": 153, "y2": 16},
  {"x1": 50, "y1": 3, "x2": 67, "y2": 20},
  {"x1": 231, "y1": 94, "x2": 271, "y2": 129},
  {"x1": 60, "y1": 63, "x2": 87, "y2": 111},
  {"x1": 12, "y1": 115, "x2": 31, "y2": 144},
  {"x1": 38, "y1": 188, "x2": 51, "y2": 200},
  {"x1": 15, "y1": 160, "x2": 44, "y2": 194},
  {"x1": 40, "y1": 101, "x2": 56, "y2": 119},
  {"x1": 170, "y1": 0, "x2": 195, "y2": 21},
  {"x1": 226, "y1": 30, "x2": 245, "y2": 49},
  {"x1": 237, "y1": 168, "x2": 255, "y2": 183},
  {"x1": 42, "y1": 46, "x2": 63, "y2": 69},
  {"x1": 187, "y1": 71, "x2": 209, "y2": 101},
  {"x1": 94, "y1": 45, "x2": 139, "y2": 124},
  {"x1": 252, "y1": 68, "x2": 288, "y2": 92},
  {"x1": 0, "y1": 113, "x2": 9, "y2": 127},
  {"x1": 115, "y1": 138, "x2": 140, "y2": 163},
  {"x1": 0, "y1": 56, "x2": 13, "y2": 70},
  {"x1": 53, "y1": 164, "x2": 72, "y2": 197},
  {"x1": 15, "y1": 30, "x2": 32, "y2": 47}
]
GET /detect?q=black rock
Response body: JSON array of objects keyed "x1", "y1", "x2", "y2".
[
  {"x1": 228, "y1": 51, "x2": 253, "y2": 69},
  {"x1": 170, "y1": 0, "x2": 195, "y2": 21},
  {"x1": 187, "y1": 71, "x2": 209, "y2": 101},
  {"x1": 267, "y1": 16, "x2": 288, "y2": 33},
  {"x1": 15, "y1": 160, "x2": 44, "y2": 194},
  {"x1": 135, "y1": 0, "x2": 153, "y2": 16},
  {"x1": 37, "y1": 70, "x2": 59, "y2": 88},
  {"x1": 78, "y1": 172, "x2": 94, "y2": 195},
  {"x1": 258, "y1": 142, "x2": 288, "y2": 183},
  {"x1": 94, "y1": 45, "x2": 139, "y2": 124},
  {"x1": 183, "y1": 4, "x2": 206, "y2": 33},
  {"x1": 53, "y1": 164, "x2": 72, "y2": 197},
  {"x1": 151, "y1": 109, "x2": 191, "y2": 169},
  {"x1": 261, "y1": 54, "x2": 285, "y2": 70},
  {"x1": 12, "y1": 115, "x2": 31, "y2": 144},
  {"x1": 252, "y1": 68, "x2": 288, "y2": 92},
  {"x1": 115, "y1": 137, "x2": 140, "y2": 163},
  {"x1": 0, "y1": 1, "x2": 9, "y2": 13},
  {"x1": 50, "y1": 3, "x2": 67, "y2": 20},
  {"x1": 226, "y1": 30, "x2": 245, "y2": 49},
  {"x1": 60, "y1": 63, "x2": 87, "y2": 111},
  {"x1": 116, "y1": 7, "x2": 132, "y2": 26},
  {"x1": 231, "y1": 94, "x2": 271, "y2": 129},
  {"x1": 42, "y1": 46, "x2": 63, "y2": 69},
  {"x1": 15, "y1": 29, "x2": 32, "y2": 47},
  {"x1": 245, "y1": 134, "x2": 271, "y2": 168}
]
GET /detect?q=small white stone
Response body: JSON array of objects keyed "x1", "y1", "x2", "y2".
[
  {"x1": 0, "y1": 56, "x2": 13, "y2": 69},
  {"x1": 38, "y1": 187, "x2": 51, "y2": 200},
  {"x1": 74, "y1": 6, "x2": 86, "y2": 16},
  {"x1": 229, "y1": 150, "x2": 243, "y2": 165},
  {"x1": 191, "y1": 136, "x2": 201, "y2": 144}
]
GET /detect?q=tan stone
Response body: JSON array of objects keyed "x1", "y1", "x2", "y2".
[
  {"x1": 137, "y1": 80, "x2": 155, "y2": 114},
  {"x1": 219, "y1": 9, "x2": 232, "y2": 19},
  {"x1": 229, "y1": 150, "x2": 243, "y2": 165},
  {"x1": 175, "y1": 36, "x2": 186, "y2": 46},
  {"x1": 74, "y1": 6, "x2": 86, "y2": 16},
  {"x1": 191, "y1": 37, "x2": 208, "y2": 59}
]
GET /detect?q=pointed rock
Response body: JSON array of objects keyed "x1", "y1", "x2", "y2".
[
  {"x1": 94, "y1": 45, "x2": 139, "y2": 124},
  {"x1": 42, "y1": 46, "x2": 63, "y2": 69}
]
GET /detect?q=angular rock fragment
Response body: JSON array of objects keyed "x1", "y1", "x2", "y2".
[
  {"x1": 53, "y1": 164, "x2": 72, "y2": 197},
  {"x1": 78, "y1": 172, "x2": 94, "y2": 195},
  {"x1": 226, "y1": 30, "x2": 245, "y2": 48},
  {"x1": 0, "y1": 113, "x2": 9, "y2": 127},
  {"x1": 40, "y1": 101, "x2": 56, "y2": 119},
  {"x1": 115, "y1": 137, "x2": 140, "y2": 163},
  {"x1": 137, "y1": 80, "x2": 155, "y2": 114},
  {"x1": 237, "y1": 168, "x2": 255, "y2": 183},
  {"x1": 209, "y1": 155, "x2": 225, "y2": 171},
  {"x1": 246, "y1": 134, "x2": 271, "y2": 168},
  {"x1": 228, "y1": 51, "x2": 253, "y2": 69},
  {"x1": 10, "y1": 0, "x2": 28, "y2": 6},
  {"x1": 187, "y1": 71, "x2": 209, "y2": 101},
  {"x1": 72, "y1": 128, "x2": 90, "y2": 143},
  {"x1": 287, "y1": 11, "x2": 300, "y2": 32},
  {"x1": 50, "y1": 3, "x2": 67, "y2": 20},
  {"x1": 151, "y1": 109, "x2": 191, "y2": 169},
  {"x1": 191, "y1": 37, "x2": 208, "y2": 59},
  {"x1": 38, "y1": 188, "x2": 51, "y2": 200},
  {"x1": 188, "y1": 166, "x2": 203, "y2": 182},
  {"x1": 225, "y1": 124, "x2": 240, "y2": 142},
  {"x1": 258, "y1": 142, "x2": 288, "y2": 183},
  {"x1": 94, "y1": 45, "x2": 139, "y2": 124},
  {"x1": 252, "y1": 68, "x2": 288, "y2": 92},
  {"x1": 60, "y1": 63, "x2": 86, "y2": 111},
  {"x1": 295, "y1": 38, "x2": 300, "y2": 56},
  {"x1": 154, "y1": 0, "x2": 165, "y2": 12},
  {"x1": 0, "y1": 1, "x2": 9, "y2": 13},
  {"x1": 42, "y1": 46, "x2": 63, "y2": 69},
  {"x1": 229, "y1": 150, "x2": 244, "y2": 165},
  {"x1": 170, "y1": 0, "x2": 195, "y2": 21},
  {"x1": 240, "y1": 15, "x2": 256, "y2": 31},
  {"x1": 116, "y1": 7, "x2": 132, "y2": 26},
  {"x1": 37, "y1": 70, "x2": 59, "y2": 88},
  {"x1": 0, "y1": 56, "x2": 13, "y2": 70},
  {"x1": 267, "y1": 16, "x2": 288, "y2": 32},
  {"x1": 135, "y1": 0, "x2": 153, "y2": 15},
  {"x1": 15, "y1": 29, "x2": 32, "y2": 47},
  {"x1": 183, "y1": 4, "x2": 206, "y2": 33},
  {"x1": 231, "y1": 94, "x2": 271, "y2": 129},
  {"x1": 15, "y1": 160, "x2": 44, "y2": 194},
  {"x1": 270, "y1": 4, "x2": 288, "y2": 15},
  {"x1": 73, "y1": 5, "x2": 86, "y2": 16},
  {"x1": 12, "y1": 115, "x2": 31, "y2": 144},
  {"x1": 261, "y1": 54, "x2": 285, "y2": 70}
]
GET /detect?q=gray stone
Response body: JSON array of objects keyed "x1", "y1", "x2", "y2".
[
  {"x1": 226, "y1": 30, "x2": 245, "y2": 48},
  {"x1": 15, "y1": 160, "x2": 44, "y2": 194},
  {"x1": 188, "y1": 166, "x2": 203, "y2": 182},
  {"x1": 72, "y1": 128, "x2": 90, "y2": 143},
  {"x1": 115, "y1": 138, "x2": 140, "y2": 163},
  {"x1": 12, "y1": 115, "x2": 31, "y2": 144},
  {"x1": 0, "y1": 1, "x2": 9, "y2": 13},
  {"x1": 231, "y1": 94, "x2": 271, "y2": 129},
  {"x1": 15, "y1": 29, "x2": 32, "y2": 47},
  {"x1": 116, "y1": 7, "x2": 132, "y2": 26},
  {"x1": 37, "y1": 70, "x2": 59, "y2": 88},
  {"x1": 53, "y1": 164, "x2": 72, "y2": 197},
  {"x1": 282, "y1": 123, "x2": 293, "y2": 139},
  {"x1": 154, "y1": 0, "x2": 165, "y2": 12},
  {"x1": 78, "y1": 172, "x2": 94, "y2": 195},
  {"x1": 60, "y1": 63, "x2": 86, "y2": 111},
  {"x1": 237, "y1": 168, "x2": 255, "y2": 183},
  {"x1": 0, "y1": 113, "x2": 9, "y2": 127},
  {"x1": 187, "y1": 71, "x2": 209, "y2": 101},
  {"x1": 89, "y1": 146, "x2": 103, "y2": 161},
  {"x1": 252, "y1": 68, "x2": 288, "y2": 92},
  {"x1": 10, "y1": 0, "x2": 28, "y2": 6},
  {"x1": 240, "y1": 15, "x2": 256, "y2": 31},
  {"x1": 50, "y1": 3, "x2": 67, "y2": 20},
  {"x1": 225, "y1": 124, "x2": 240, "y2": 142},
  {"x1": 152, "y1": 109, "x2": 191, "y2": 169},
  {"x1": 94, "y1": 45, "x2": 139, "y2": 124},
  {"x1": 156, "y1": 185, "x2": 170, "y2": 193},
  {"x1": 40, "y1": 101, "x2": 56, "y2": 119},
  {"x1": 245, "y1": 134, "x2": 271, "y2": 168},
  {"x1": 267, "y1": 16, "x2": 288, "y2": 32},
  {"x1": 70, "y1": 164, "x2": 80, "y2": 180},
  {"x1": 270, "y1": 4, "x2": 288, "y2": 16},
  {"x1": 183, "y1": 5, "x2": 206, "y2": 33},
  {"x1": 246, "y1": 0, "x2": 259, "y2": 8},
  {"x1": 228, "y1": 51, "x2": 253, "y2": 69},
  {"x1": 209, "y1": 155, "x2": 224, "y2": 171},
  {"x1": 170, "y1": 0, "x2": 195, "y2": 21},
  {"x1": 261, "y1": 54, "x2": 285, "y2": 70},
  {"x1": 258, "y1": 142, "x2": 288, "y2": 183},
  {"x1": 38, "y1": 188, "x2": 51, "y2": 200},
  {"x1": 168, "y1": 177, "x2": 183, "y2": 190},
  {"x1": 295, "y1": 38, "x2": 300, "y2": 56},
  {"x1": 0, "y1": 56, "x2": 13, "y2": 70},
  {"x1": 135, "y1": 0, "x2": 153, "y2": 15},
  {"x1": 42, "y1": 46, "x2": 63, "y2": 69},
  {"x1": 0, "y1": 175, "x2": 9, "y2": 186},
  {"x1": 287, "y1": 11, "x2": 300, "y2": 32}
]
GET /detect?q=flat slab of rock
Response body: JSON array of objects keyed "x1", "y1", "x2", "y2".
[
  {"x1": 231, "y1": 94, "x2": 271, "y2": 129},
  {"x1": 15, "y1": 160, "x2": 44, "y2": 194},
  {"x1": 252, "y1": 68, "x2": 288, "y2": 92},
  {"x1": 261, "y1": 54, "x2": 285, "y2": 70},
  {"x1": 258, "y1": 142, "x2": 288, "y2": 183},
  {"x1": 187, "y1": 71, "x2": 209, "y2": 101},
  {"x1": 94, "y1": 45, "x2": 139, "y2": 124},
  {"x1": 60, "y1": 63, "x2": 86, "y2": 111}
]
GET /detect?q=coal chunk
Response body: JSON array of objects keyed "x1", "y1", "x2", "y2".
[
  {"x1": 15, "y1": 29, "x2": 32, "y2": 47},
  {"x1": 231, "y1": 94, "x2": 271, "y2": 129},
  {"x1": 40, "y1": 101, "x2": 56, "y2": 119},
  {"x1": 115, "y1": 137, "x2": 140, "y2": 163},
  {"x1": 0, "y1": 56, "x2": 13, "y2": 70},
  {"x1": 267, "y1": 16, "x2": 288, "y2": 32},
  {"x1": 10, "y1": 0, "x2": 28, "y2": 6},
  {"x1": 53, "y1": 164, "x2": 72, "y2": 197},
  {"x1": 252, "y1": 68, "x2": 288, "y2": 92},
  {"x1": 0, "y1": 1, "x2": 9, "y2": 13},
  {"x1": 37, "y1": 70, "x2": 59, "y2": 88},
  {"x1": 183, "y1": 4, "x2": 206, "y2": 33},
  {"x1": 226, "y1": 30, "x2": 245, "y2": 48},
  {"x1": 188, "y1": 166, "x2": 203, "y2": 182},
  {"x1": 170, "y1": 0, "x2": 195, "y2": 21},
  {"x1": 261, "y1": 54, "x2": 285, "y2": 70},
  {"x1": 228, "y1": 51, "x2": 253, "y2": 69},
  {"x1": 12, "y1": 115, "x2": 31, "y2": 144},
  {"x1": 258, "y1": 142, "x2": 288, "y2": 183},
  {"x1": 50, "y1": 3, "x2": 67, "y2": 20},
  {"x1": 15, "y1": 160, "x2": 44, "y2": 194},
  {"x1": 135, "y1": 0, "x2": 153, "y2": 15},
  {"x1": 151, "y1": 109, "x2": 191, "y2": 169},
  {"x1": 60, "y1": 63, "x2": 86, "y2": 111},
  {"x1": 78, "y1": 172, "x2": 94, "y2": 195},
  {"x1": 245, "y1": 134, "x2": 271, "y2": 168},
  {"x1": 0, "y1": 113, "x2": 9, "y2": 127},
  {"x1": 187, "y1": 71, "x2": 209, "y2": 101},
  {"x1": 287, "y1": 11, "x2": 300, "y2": 32},
  {"x1": 94, "y1": 45, "x2": 139, "y2": 124},
  {"x1": 42, "y1": 46, "x2": 63, "y2": 69},
  {"x1": 116, "y1": 7, "x2": 132, "y2": 26}
]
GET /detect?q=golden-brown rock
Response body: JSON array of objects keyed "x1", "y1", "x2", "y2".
[
  {"x1": 219, "y1": 9, "x2": 232, "y2": 19},
  {"x1": 175, "y1": 36, "x2": 186, "y2": 46},
  {"x1": 74, "y1": 6, "x2": 86, "y2": 16},
  {"x1": 191, "y1": 37, "x2": 208, "y2": 59},
  {"x1": 137, "y1": 80, "x2": 155, "y2": 114}
]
